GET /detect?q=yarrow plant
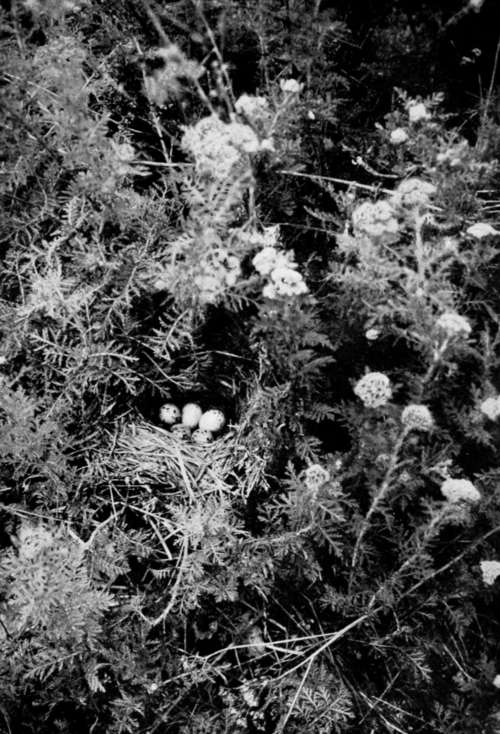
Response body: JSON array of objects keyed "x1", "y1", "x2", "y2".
[
  {"x1": 193, "y1": 250, "x2": 241, "y2": 304},
  {"x1": 181, "y1": 114, "x2": 261, "y2": 179},
  {"x1": 390, "y1": 177, "x2": 436, "y2": 210},
  {"x1": 390, "y1": 127, "x2": 409, "y2": 144},
  {"x1": 466, "y1": 222, "x2": 499, "y2": 238},
  {"x1": 252, "y1": 246, "x2": 297, "y2": 276},
  {"x1": 407, "y1": 101, "x2": 431, "y2": 123},
  {"x1": 352, "y1": 200, "x2": 399, "y2": 240},
  {"x1": 440, "y1": 478, "x2": 481, "y2": 504},
  {"x1": 303, "y1": 463, "x2": 331, "y2": 494},
  {"x1": 435, "y1": 311, "x2": 472, "y2": 338},
  {"x1": 234, "y1": 93, "x2": 270, "y2": 127},
  {"x1": 251, "y1": 226, "x2": 308, "y2": 299},
  {"x1": 479, "y1": 395, "x2": 500, "y2": 421},
  {"x1": 479, "y1": 560, "x2": 500, "y2": 586},
  {"x1": 279, "y1": 78, "x2": 303, "y2": 94},
  {"x1": 353, "y1": 372, "x2": 392, "y2": 408},
  {"x1": 262, "y1": 266, "x2": 309, "y2": 299},
  {"x1": 365, "y1": 327, "x2": 381, "y2": 341},
  {"x1": 401, "y1": 404, "x2": 434, "y2": 432}
]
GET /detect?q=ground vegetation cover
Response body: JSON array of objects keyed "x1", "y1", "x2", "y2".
[{"x1": 1, "y1": 1, "x2": 500, "y2": 732}]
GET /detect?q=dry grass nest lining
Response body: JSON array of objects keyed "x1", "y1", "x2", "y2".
[{"x1": 113, "y1": 420, "x2": 267, "y2": 498}]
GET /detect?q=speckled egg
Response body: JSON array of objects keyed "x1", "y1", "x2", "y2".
[
  {"x1": 199, "y1": 409, "x2": 226, "y2": 433},
  {"x1": 181, "y1": 402, "x2": 203, "y2": 429},
  {"x1": 192, "y1": 428, "x2": 213, "y2": 445},
  {"x1": 170, "y1": 424, "x2": 191, "y2": 440},
  {"x1": 159, "y1": 403, "x2": 181, "y2": 426}
]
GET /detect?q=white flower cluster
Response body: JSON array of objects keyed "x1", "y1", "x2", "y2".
[
  {"x1": 408, "y1": 102, "x2": 431, "y2": 123},
  {"x1": 353, "y1": 372, "x2": 392, "y2": 408},
  {"x1": 252, "y1": 246, "x2": 294, "y2": 276},
  {"x1": 304, "y1": 463, "x2": 330, "y2": 493},
  {"x1": 401, "y1": 404, "x2": 434, "y2": 432},
  {"x1": 466, "y1": 222, "x2": 499, "y2": 239},
  {"x1": 435, "y1": 311, "x2": 472, "y2": 338},
  {"x1": 194, "y1": 249, "x2": 241, "y2": 304},
  {"x1": 436, "y1": 141, "x2": 469, "y2": 168},
  {"x1": 365, "y1": 327, "x2": 381, "y2": 341},
  {"x1": 440, "y1": 478, "x2": 481, "y2": 504},
  {"x1": 391, "y1": 178, "x2": 436, "y2": 210},
  {"x1": 144, "y1": 44, "x2": 203, "y2": 105},
  {"x1": 235, "y1": 94, "x2": 270, "y2": 124},
  {"x1": 252, "y1": 238, "x2": 308, "y2": 299},
  {"x1": 390, "y1": 127, "x2": 409, "y2": 145},
  {"x1": 480, "y1": 560, "x2": 500, "y2": 586},
  {"x1": 352, "y1": 200, "x2": 399, "y2": 239},
  {"x1": 280, "y1": 78, "x2": 302, "y2": 94},
  {"x1": 479, "y1": 395, "x2": 500, "y2": 421},
  {"x1": 263, "y1": 267, "x2": 308, "y2": 299},
  {"x1": 181, "y1": 114, "x2": 263, "y2": 179}
]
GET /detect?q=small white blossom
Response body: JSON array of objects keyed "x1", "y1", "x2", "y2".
[
  {"x1": 440, "y1": 478, "x2": 481, "y2": 504},
  {"x1": 260, "y1": 138, "x2": 275, "y2": 152},
  {"x1": 353, "y1": 372, "x2": 392, "y2": 408},
  {"x1": 466, "y1": 222, "x2": 499, "y2": 239},
  {"x1": 365, "y1": 327, "x2": 381, "y2": 341},
  {"x1": 181, "y1": 115, "x2": 259, "y2": 179},
  {"x1": 436, "y1": 141, "x2": 468, "y2": 167},
  {"x1": 252, "y1": 246, "x2": 296, "y2": 276},
  {"x1": 304, "y1": 464, "x2": 330, "y2": 493},
  {"x1": 479, "y1": 396, "x2": 500, "y2": 421},
  {"x1": 391, "y1": 178, "x2": 436, "y2": 210},
  {"x1": 234, "y1": 94, "x2": 269, "y2": 121},
  {"x1": 469, "y1": 0, "x2": 485, "y2": 10},
  {"x1": 390, "y1": 127, "x2": 409, "y2": 144},
  {"x1": 401, "y1": 404, "x2": 434, "y2": 432},
  {"x1": 194, "y1": 250, "x2": 241, "y2": 303},
  {"x1": 435, "y1": 311, "x2": 472, "y2": 338},
  {"x1": 193, "y1": 272, "x2": 223, "y2": 303},
  {"x1": 493, "y1": 674, "x2": 500, "y2": 689},
  {"x1": 352, "y1": 200, "x2": 399, "y2": 239},
  {"x1": 228, "y1": 121, "x2": 261, "y2": 154},
  {"x1": 408, "y1": 102, "x2": 431, "y2": 123},
  {"x1": 261, "y1": 225, "x2": 280, "y2": 247},
  {"x1": 480, "y1": 560, "x2": 500, "y2": 586},
  {"x1": 264, "y1": 266, "x2": 308, "y2": 298},
  {"x1": 280, "y1": 78, "x2": 302, "y2": 94}
]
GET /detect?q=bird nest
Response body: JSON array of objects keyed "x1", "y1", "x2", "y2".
[{"x1": 111, "y1": 420, "x2": 265, "y2": 500}]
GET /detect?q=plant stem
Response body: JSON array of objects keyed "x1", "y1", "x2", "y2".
[{"x1": 349, "y1": 430, "x2": 408, "y2": 591}]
